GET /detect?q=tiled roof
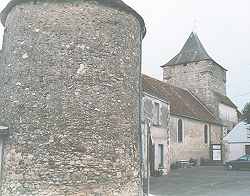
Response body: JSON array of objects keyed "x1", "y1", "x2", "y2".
[
  {"x1": 213, "y1": 91, "x2": 237, "y2": 108},
  {"x1": 0, "y1": 0, "x2": 146, "y2": 37},
  {"x1": 142, "y1": 74, "x2": 219, "y2": 124},
  {"x1": 162, "y1": 32, "x2": 226, "y2": 70}
]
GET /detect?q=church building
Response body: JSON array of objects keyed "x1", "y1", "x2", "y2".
[{"x1": 141, "y1": 32, "x2": 239, "y2": 174}]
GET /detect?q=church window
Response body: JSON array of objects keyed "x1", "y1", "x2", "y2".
[
  {"x1": 154, "y1": 102, "x2": 160, "y2": 125},
  {"x1": 204, "y1": 125, "x2": 208, "y2": 144},
  {"x1": 177, "y1": 119, "x2": 183, "y2": 143}
]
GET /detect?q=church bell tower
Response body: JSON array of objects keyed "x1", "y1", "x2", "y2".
[{"x1": 162, "y1": 32, "x2": 227, "y2": 116}]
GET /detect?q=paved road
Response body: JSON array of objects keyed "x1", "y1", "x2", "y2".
[{"x1": 150, "y1": 166, "x2": 250, "y2": 196}]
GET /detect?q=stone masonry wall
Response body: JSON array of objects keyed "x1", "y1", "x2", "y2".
[
  {"x1": 163, "y1": 60, "x2": 227, "y2": 116},
  {"x1": 0, "y1": 1, "x2": 144, "y2": 195},
  {"x1": 210, "y1": 124, "x2": 223, "y2": 144},
  {"x1": 169, "y1": 115, "x2": 222, "y2": 164}
]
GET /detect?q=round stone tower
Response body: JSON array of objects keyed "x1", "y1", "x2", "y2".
[{"x1": 0, "y1": 0, "x2": 145, "y2": 195}]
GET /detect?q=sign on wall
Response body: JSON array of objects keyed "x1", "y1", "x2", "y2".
[{"x1": 212, "y1": 144, "x2": 222, "y2": 161}]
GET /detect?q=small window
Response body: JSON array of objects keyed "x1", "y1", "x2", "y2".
[
  {"x1": 154, "y1": 102, "x2": 160, "y2": 125},
  {"x1": 159, "y1": 144, "x2": 164, "y2": 167},
  {"x1": 204, "y1": 125, "x2": 208, "y2": 144},
  {"x1": 177, "y1": 119, "x2": 183, "y2": 143}
]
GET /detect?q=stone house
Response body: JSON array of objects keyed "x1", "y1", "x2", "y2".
[{"x1": 141, "y1": 80, "x2": 171, "y2": 176}]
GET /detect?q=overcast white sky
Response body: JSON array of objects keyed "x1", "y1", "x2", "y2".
[{"x1": 0, "y1": 0, "x2": 250, "y2": 110}]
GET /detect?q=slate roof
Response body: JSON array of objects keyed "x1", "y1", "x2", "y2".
[
  {"x1": 142, "y1": 74, "x2": 219, "y2": 124},
  {"x1": 213, "y1": 91, "x2": 237, "y2": 109},
  {"x1": 0, "y1": 0, "x2": 146, "y2": 37},
  {"x1": 162, "y1": 32, "x2": 226, "y2": 70}
]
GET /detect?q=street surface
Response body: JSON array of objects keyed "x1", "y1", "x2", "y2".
[{"x1": 150, "y1": 166, "x2": 250, "y2": 196}]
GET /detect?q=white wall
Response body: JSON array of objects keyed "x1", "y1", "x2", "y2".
[
  {"x1": 225, "y1": 143, "x2": 249, "y2": 161},
  {"x1": 219, "y1": 103, "x2": 238, "y2": 123}
]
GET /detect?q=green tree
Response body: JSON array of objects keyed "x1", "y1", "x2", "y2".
[{"x1": 242, "y1": 102, "x2": 250, "y2": 124}]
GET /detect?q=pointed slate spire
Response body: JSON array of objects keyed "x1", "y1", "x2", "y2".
[{"x1": 163, "y1": 32, "x2": 213, "y2": 66}]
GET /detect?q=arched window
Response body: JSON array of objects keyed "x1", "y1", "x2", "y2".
[
  {"x1": 204, "y1": 125, "x2": 208, "y2": 144},
  {"x1": 177, "y1": 119, "x2": 183, "y2": 143}
]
